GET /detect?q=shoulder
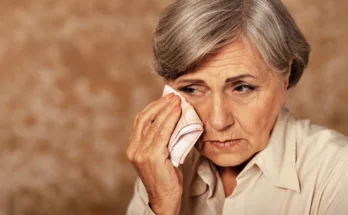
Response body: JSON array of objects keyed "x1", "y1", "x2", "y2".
[
  {"x1": 290, "y1": 117, "x2": 348, "y2": 209},
  {"x1": 292, "y1": 117, "x2": 348, "y2": 192},
  {"x1": 294, "y1": 118, "x2": 348, "y2": 161}
]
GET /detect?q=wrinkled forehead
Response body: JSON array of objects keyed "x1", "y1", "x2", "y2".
[{"x1": 177, "y1": 39, "x2": 271, "y2": 82}]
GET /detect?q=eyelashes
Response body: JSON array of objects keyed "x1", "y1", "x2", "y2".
[
  {"x1": 178, "y1": 84, "x2": 257, "y2": 96},
  {"x1": 178, "y1": 86, "x2": 204, "y2": 98},
  {"x1": 234, "y1": 85, "x2": 256, "y2": 93},
  {"x1": 178, "y1": 86, "x2": 196, "y2": 94}
]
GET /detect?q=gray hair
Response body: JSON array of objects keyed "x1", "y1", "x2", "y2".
[{"x1": 152, "y1": 0, "x2": 311, "y2": 88}]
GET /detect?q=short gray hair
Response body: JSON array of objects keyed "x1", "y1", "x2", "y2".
[{"x1": 152, "y1": 0, "x2": 311, "y2": 88}]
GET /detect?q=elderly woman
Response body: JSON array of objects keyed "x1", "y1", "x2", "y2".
[{"x1": 126, "y1": 0, "x2": 348, "y2": 214}]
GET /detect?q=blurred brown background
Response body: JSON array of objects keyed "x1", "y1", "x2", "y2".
[{"x1": 0, "y1": 0, "x2": 347, "y2": 214}]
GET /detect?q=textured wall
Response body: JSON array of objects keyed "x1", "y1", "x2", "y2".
[{"x1": 0, "y1": 0, "x2": 346, "y2": 214}]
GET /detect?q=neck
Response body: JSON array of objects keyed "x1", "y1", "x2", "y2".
[{"x1": 217, "y1": 161, "x2": 249, "y2": 197}]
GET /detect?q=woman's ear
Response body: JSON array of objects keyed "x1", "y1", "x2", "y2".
[
  {"x1": 284, "y1": 71, "x2": 290, "y2": 90},
  {"x1": 284, "y1": 60, "x2": 293, "y2": 89}
]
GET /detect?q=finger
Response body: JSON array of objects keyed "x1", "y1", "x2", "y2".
[
  {"x1": 139, "y1": 102, "x2": 181, "y2": 164},
  {"x1": 141, "y1": 93, "x2": 175, "y2": 117},
  {"x1": 148, "y1": 95, "x2": 181, "y2": 136},
  {"x1": 131, "y1": 93, "x2": 174, "y2": 130},
  {"x1": 129, "y1": 93, "x2": 175, "y2": 146},
  {"x1": 127, "y1": 93, "x2": 175, "y2": 161},
  {"x1": 144, "y1": 96, "x2": 182, "y2": 150},
  {"x1": 135, "y1": 93, "x2": 176, "y2": 137}
]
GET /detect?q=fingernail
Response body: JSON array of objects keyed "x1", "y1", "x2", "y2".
[
  {"x1": 173, "y1": 96, "x2": 181, "y2": 104},
  {"x1": 164, "y1": 93, "x2": 174, "y2": 99},
  {"x1": 173, "y1": 105, "x2": 181, "y2": 112}
]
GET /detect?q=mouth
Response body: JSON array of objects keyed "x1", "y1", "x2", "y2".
[{"x1": 204, "y1": 139, "x2": 242, "y2": 148}]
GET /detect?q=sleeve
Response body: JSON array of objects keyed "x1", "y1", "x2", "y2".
[
  {"x1": 320, "y1": 150, "x2": 348, "y2": 215},
  {"x1": 324, "y1": 185, "x2": 348, "y2": 215},
  {"x1": 126, "y1": 178, "x2": 157, "y2": 215}
]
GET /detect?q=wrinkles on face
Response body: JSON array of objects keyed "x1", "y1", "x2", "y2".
[{"x1": 168, "y1": 39, "x2": 288, "y2": 167}]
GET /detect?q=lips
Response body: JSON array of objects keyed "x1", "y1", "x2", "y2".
[
  {"x1": 204, "y1": 139, "x2": 241, "y2": 143},
  {"x1": 205, "y1": 139, "x2": 242, "y2": 147}
]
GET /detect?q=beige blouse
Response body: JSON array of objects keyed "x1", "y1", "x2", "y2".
[{"x1": 127, "y1": 108, "x2": 348, "y2": 215}]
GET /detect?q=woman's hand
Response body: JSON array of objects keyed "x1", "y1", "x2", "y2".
[{"x1": 127, "y1": 93, "x2": 183, "y2": 215}]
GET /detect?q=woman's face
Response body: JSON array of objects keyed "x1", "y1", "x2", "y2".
[{"x1": 169, "y1": 39, "x2": 290, "y2": 167}]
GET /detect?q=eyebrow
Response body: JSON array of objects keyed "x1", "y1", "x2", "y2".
[
  {"x1": 225, "y1": 74, "x2": 256, "y2": 83},
  {"x1": 176, "y1": 79, "x2": 206, "y2": 85},
  {"x1": 176, "y1": 74, "x2": 256, "y2": 85}
]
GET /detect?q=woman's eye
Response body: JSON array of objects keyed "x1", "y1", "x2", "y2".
[
  {"x1": 178, "y1": 86, "x2": 205, "y2": 97},
  {"x1": 234, "y1": 85, "x2": 255, "y2": 93},
  {"x1": 181, "y1": 87, "x2": 196, "y2": 94}
]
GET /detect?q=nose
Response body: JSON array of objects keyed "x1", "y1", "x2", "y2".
[{"x1": 207, "y1": 95, "x2": 234, "y2": 131}]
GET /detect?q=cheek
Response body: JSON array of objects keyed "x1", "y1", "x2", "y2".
[
  {"x1": 184, "y1": 84, "x2": 286, "y2": 133},
  {"x1": 235, "y1": 88, "x2": 286, "y2": 134},
  {"x1": 185, "y1": 98, "x2": 212, "y2": 123}
]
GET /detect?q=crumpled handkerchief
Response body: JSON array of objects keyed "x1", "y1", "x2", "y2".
[{"x1": 162, "y1": 85, "x2": 204, "y2": 167}]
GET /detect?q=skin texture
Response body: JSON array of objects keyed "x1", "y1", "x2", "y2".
[
  {"x1": 127, "y1": 93, "x2": 184, "y2": 214},
  {"x1": 127, "y1": 37, "x2": 290, "y2": 214},
  {"x1": 169, "y1": 38, "x2": 290, "y2": 196}
]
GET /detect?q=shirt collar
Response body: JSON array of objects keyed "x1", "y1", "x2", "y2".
[
  {"x1": 246, "y1": 107, "x2": 301, "y2": 193},
  {"x1": 190, "y1": 156, "x2": 217, "y2": 197},
  {"x1": 190, "y1": 107, "x2": 301, "y2": 196}
]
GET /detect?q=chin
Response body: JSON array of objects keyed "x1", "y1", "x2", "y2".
[
  {"x1": 197, "y1": 141, "x2": 252, "y2": 167},
  {"x1": 203, "y1": 153, "x2": 248, "y2": 167}
]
